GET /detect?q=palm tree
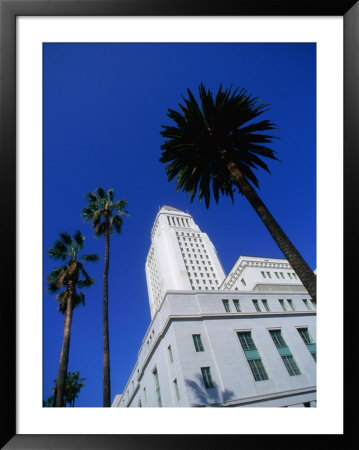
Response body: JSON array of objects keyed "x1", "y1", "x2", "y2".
[
  {"x1": 160, "y1": 83, "x2": 316, "y2": 301},
  {"x1": 63, "y1": 371, "x2": 86, "y2": 407},
  {"x1": 47, "y1": 231, "x2": 99, "y2": 407},
  {"x1": 82, "y1": 187, "x2": 129, "y2": 407},
  {"x1": 43, "y1": 371, "x2": 86, "y2": 407},
  {"x1": 43, "y1": 396, "x2": 54, "y2": 407}
]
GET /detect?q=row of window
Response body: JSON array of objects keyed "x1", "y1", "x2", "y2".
[
  {"x1": 191, "y1": 328, "x2": 316, "y2": 381},
  {"x1": 222, "y1": 298, "x2": 316, "y2": 313},
  {"x1": 261, "y1": 270, "x2": 298, "y2": 280},
  {"x1": 147, "y1": 249, "x2": 162, "y2": 305},
  {"x1": 176, "y1": 232, "x2": 204, "y2": 241},
  {"x1": 160, "y1": 326, "x2": 315, "y2": 402},
  {"x1": 184, "y1": 257, "x2": 212, "y2": 266},
  {"x1": 168, "y1": 216, "x2": 190, "y2": 228},
  {"x1": 137, "y1": 326, "x2": 315, "y2": 407},
  {"x1": 176, "y1": 231, "x2": 201, "y2": 238},
  {"x1": 183, "y1": 252, "x2": 210, "y2": 261}
]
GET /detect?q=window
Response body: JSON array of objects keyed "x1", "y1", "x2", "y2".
[
  {"x1": 275, "y1": 272, "x2": 280, "y2": 279},
  {"x1": 173, "y1": 379, "x2": 180, "y2": 401},
  {"x1": 252, "y1": 300, "x2": 261, "y2": 312},
  {"x1": 237, "y1": 332, "x2": 269, "y2": 381},
  {"x1": 192, "y1": 334, "x2": 204, "y2": 352},
  {"x1": 238, "y1": 331, "x2": 256, "y2": 350},
  {"x1": 262, "y1": 299, "x2": 270, "y2": 311},
  {"x1": 310, "y1": 299, "x2": 316, "y2": 309},
  {"x1": 222, "y1": 299, "x2": 231, "y2": 312},
  {"x1": 261, "y1": 271, "x2": 266, "y2": 278},
  {"x1": 233, "y1": 299, "x2": 241, "y2": 312},
  {"x1": 279, "y1": 299, "x2": 287, "y2": 311},
  {"x1": 303, "y1": 299, "x2": 312, "y2": 310},
  {"x1": 269, "y1": 330, "x2": 301, "y2": 376},
  {"x1": 168, "y1": 345, "x2": 173, "y2": 363},
  {"x1": 288, "y1": 273, "x2": 292, "y2": 279},
  {"x1": 247, "y1": 359, "x2": 269, "y2": 382},
  {"x1": 266, "y1": 271, "x2": 272, "y2": 278},
  {"x1": 298, "y1": 328, "x2": 313, "y2": 344},
  {"x1": 297, "y1": 328, "x2": 316, "y2": 361},
  {"x1": 287, "y1": 299, "x2": 295, "y2": 311},
  {"x1": 280, "y1": 272, "x2": 285, "y2": 279},
  {"x1": 281, "y1": 355, "x2": 301, "y2": 376},
  {"x1": 269, "y1": 329, "x2": 287, "y2": 347},
  {"x1": 201, "y1": 367, "x2": 214, "y2": 389},
  {"x1": 153, "y1": 368, "x2": 162, "y2": 407},
  {"x1": 241, "y1": 278, "x2": 246, "y2": 286}
]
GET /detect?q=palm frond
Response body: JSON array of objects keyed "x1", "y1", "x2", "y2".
[
  {"x1": 96, "y1": 186, "x2": 106, "y2": 199},
  {"x1": 160, "y1": 83, "x2": 278, "y2": 207},
  {"x1": 59, "y1": 232, "x2": 72, "y2": 245},
  {"x1": 73, "y1": 230, "x2": 85, "y2": 247},
  {"x1": 82, "y1": 253, "x2": 99, "y2": 263}
]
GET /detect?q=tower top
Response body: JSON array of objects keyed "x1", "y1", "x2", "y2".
[{"x1": 160, "y1": 205, "x2": 184, "y2": 213}]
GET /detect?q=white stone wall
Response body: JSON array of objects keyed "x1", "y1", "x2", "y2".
[
  {"x1": 220, "y1": 256, "x2": 307, "y2": 293},
  {"x1": 145, "y1": 206, "x2": 226, "y2": 318},
  {"x1": 114, "y1": 291, "x2": 316, "y2": 408}
]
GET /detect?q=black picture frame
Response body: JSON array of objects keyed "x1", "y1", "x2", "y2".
[{"x1": 1, "y1": 0, "x2": 356, "y2": 448}]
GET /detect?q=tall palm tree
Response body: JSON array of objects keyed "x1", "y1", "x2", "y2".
[
  {"x1": 160, "y1": 83, "x2": 316, "y2": 301},
  {"x1": 82, "y1": 187, "x2": 129, "y2": 407},
  {"x1": 47, "y1": 231, "x2": 98, "y2": 407}
]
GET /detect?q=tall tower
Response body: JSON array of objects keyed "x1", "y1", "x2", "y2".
[{"x1": 145, "y1": 206, "x2": 226, "y2": 318}]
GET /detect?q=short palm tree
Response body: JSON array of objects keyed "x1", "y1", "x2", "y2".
[
  {"x1": 47, "y1": 231, "x2": 98, "y2": 407},
  {"x1": 44, "y1": 371, "x2": 86, "y2": 407},
  {"x1": 63, "y1": 371, "x2": 86, "y2": 407},
  {"x1": 82, "y1": 187, "x2": 129, "y2": 407},
  {"x1": 160, "y1": 83, "x2": 316, "y2": 301}
]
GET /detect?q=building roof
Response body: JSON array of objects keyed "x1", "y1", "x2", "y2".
[{"x1": 160, "y1": 205, "x2": 184, "y2": 213}]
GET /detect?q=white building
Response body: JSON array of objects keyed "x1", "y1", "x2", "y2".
[{"x1": 112, "y1": 206, "x2": 316, "y2": 408}]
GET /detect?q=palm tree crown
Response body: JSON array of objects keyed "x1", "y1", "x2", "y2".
[
  {"x1": 160, "y1": 83, "x2": 278, "y2": 208},
  {"x1": 82, "y1": 187, "x2": 129, "y2": 235},
  {"x1": 47, "y1": 231, "x2": 99, "y2": 313}
]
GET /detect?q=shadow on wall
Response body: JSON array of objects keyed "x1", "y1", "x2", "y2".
[{"x1": 185, "y1": 374, "x2": 235, "y2": 407}]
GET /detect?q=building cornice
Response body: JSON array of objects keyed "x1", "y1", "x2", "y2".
[{"x1": 221, "y1": 258, "x2": 292, "y2": 290}]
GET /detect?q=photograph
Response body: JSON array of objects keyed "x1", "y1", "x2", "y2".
[{"x1": 43, "y1": 42, "x2": 317, "y2": 409}]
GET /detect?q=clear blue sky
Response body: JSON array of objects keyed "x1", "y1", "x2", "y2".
[{"x1": 43, "y1": 43, "x2": 316, "y2": 407}]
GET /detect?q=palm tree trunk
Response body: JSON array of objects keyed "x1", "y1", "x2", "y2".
[
  {"x1": 54, "y1": 260, "x2": 78, "y2": 407},
  {"x1": 227, "y1": 161, "x2": 316, "y2": 302},
  {"x1": 55, "y1": 284, "x2": 76, "y2": 406},
  {"x1": 103, "y1": 216, "x2": 111, "y2": 407}
]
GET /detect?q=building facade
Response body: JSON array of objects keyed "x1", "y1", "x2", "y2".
[{"x1": 113, "y1": 206, "x2": 316, "y2": 408}]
